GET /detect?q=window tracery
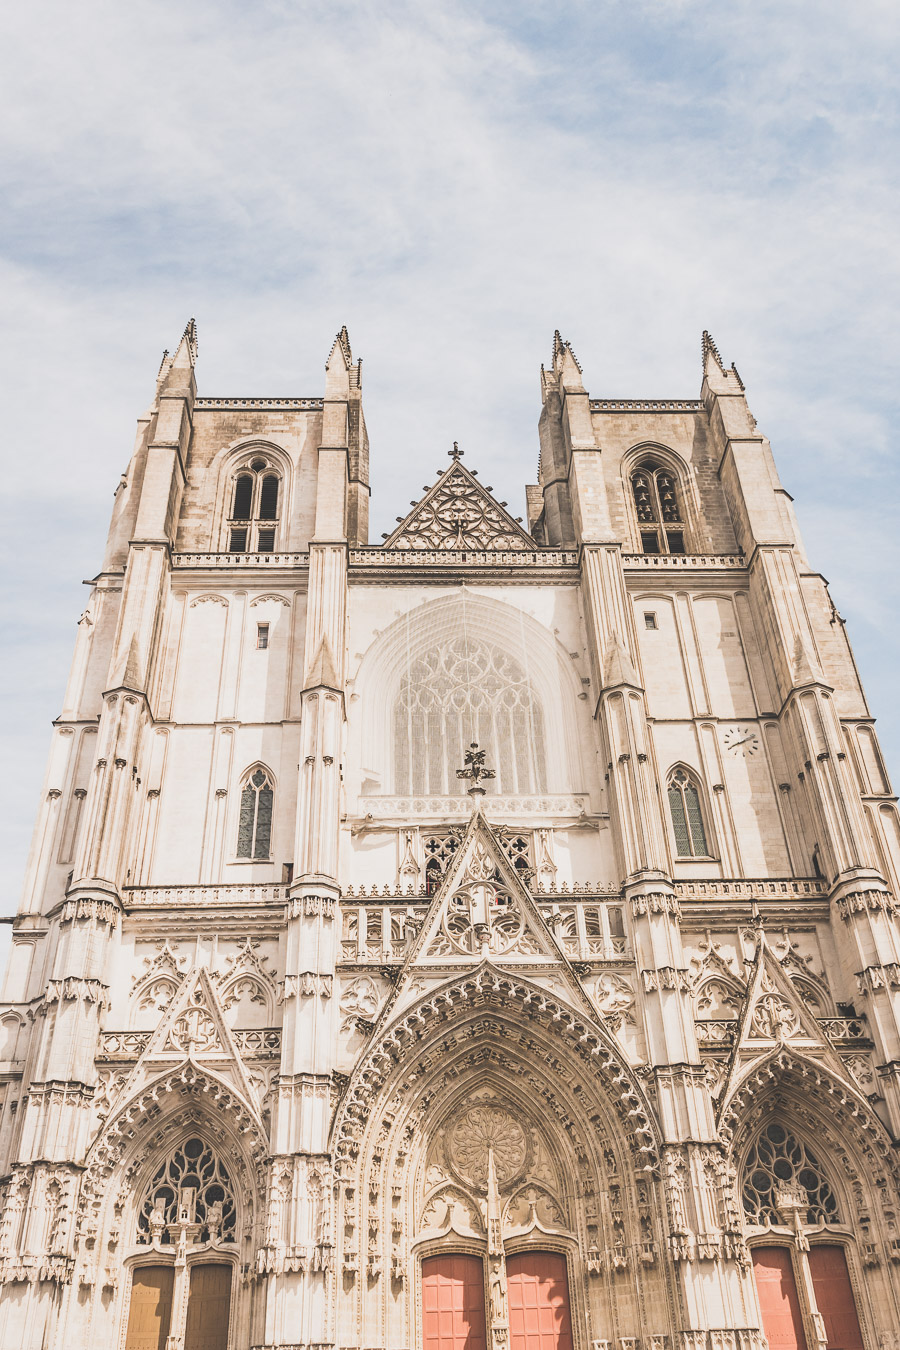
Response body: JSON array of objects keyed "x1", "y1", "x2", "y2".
[
  {"x1": 667, "y1": 767, "x2": 711, "y2": 858},
  {"x1": 742, "y1": 1123, "x2": 839, "y2": 1226},
  {"x1": 237, "y1": 767, "x2": 274, "y2": 859},
  {"x1": 394, "y1": 637, "x2": 546, "y2": 796},
  {"x1": 631, "y1": 459, "x2": 687, "y2": 555},
  {"x1": 137, "y1": 1137, "x2": 237, "y2": 1245},
  {"x1": 227, "y1": 457, "x2": 281, "y2": 553}
]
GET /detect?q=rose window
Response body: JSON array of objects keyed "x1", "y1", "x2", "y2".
[{"x1": 446, "y1": 1105, "x2": 529, "y2": 1191}]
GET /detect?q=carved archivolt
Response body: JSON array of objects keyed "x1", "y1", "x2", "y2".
[{"x1": 331, "y1": 964, "x2": 660, "y2": 1178}]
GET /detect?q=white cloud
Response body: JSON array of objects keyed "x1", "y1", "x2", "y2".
[{"x1": 1, "y1": 0, "x2": 899, "y2": 905}]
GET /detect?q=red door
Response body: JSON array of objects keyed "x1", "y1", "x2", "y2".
[
  {"x1": 752, "y1": 1247, "x2": 808, "y2": 1350},
  {"x1": 808, "y1": 1246, "x2": 864, "y2": 1350},
  {"x1": 422, "y1": 1254, "x2": 487, "y2": 1350},
  {"x1": 507, "y1": 1252, "x2": 574, "y2": 1350}
]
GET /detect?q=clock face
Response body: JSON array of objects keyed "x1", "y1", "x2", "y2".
[{"x1": 724, "y1": 726, "x2": 759, "y2": 757}]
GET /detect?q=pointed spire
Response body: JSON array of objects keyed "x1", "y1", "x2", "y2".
[
  {"x1": 550, "y1": 329, "x2": 585, "y2": 392},
  {"x1": 602, "y1": 634, "x2": 640, "y2": 690},
  {"x1": 701, "y1": 330, "x2": 745, "y2": 394},
  {"x1": 791, "y1": 633, "x2": 825, "y2": 688},
  {"x1": 172, "y1": 318, "x2": 197, "y2": 369},
  {"x1": 305, "y1": 632, "x2": 341, "y2": 691},
  {"x1": 121, "y1": 633, "x2": 142, "y2": 692}
]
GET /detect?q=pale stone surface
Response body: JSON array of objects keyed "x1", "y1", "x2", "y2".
[{"x1": 1, "y1": 324, "x2": 898, "y2": 1349}]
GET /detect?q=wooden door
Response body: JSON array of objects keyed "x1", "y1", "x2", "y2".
[
  {"x1": 507, "y1": 1252, "x2": 574, "y2": 1350},
  {"x1": 422, "y1": 1253, "x2": 487, "y2": 1350},
  {"x1": 808, "y1": 1246, "x2": 864, "y2": 1350},
  {"x1": 124, "y1": 1266, "x2": 174, "y2": 1350},
  {"x1": 183, "y1": 1263, "x2": 232, "y2": 1350},
  {"x1": 752, "y1": 1247, "x2": 808, "y2": 1350}
]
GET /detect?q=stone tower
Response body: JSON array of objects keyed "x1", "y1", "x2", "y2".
[{"x1": 0, "y1": 323, "x2": 897, "y2": 1350}]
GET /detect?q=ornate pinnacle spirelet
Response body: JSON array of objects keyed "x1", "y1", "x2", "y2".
[{"x1": 456, "y1": 742, "x2": 496, "y2": 799}]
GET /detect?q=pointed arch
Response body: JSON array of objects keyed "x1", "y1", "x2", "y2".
[
  {"x1": 353, "y1": 592, "x2": 592, "y2": 799},
  {"x1": 191, "y1": 437, "x2": 294, "y2": 554},
  {"x1": 79, "y1": 1062, "x2": 268, "y2": 1263},
  {"x1": 666, "y1": 763, "x2": 714, "y2": 859},
  {"x1": 720, "y1": 1047, "x2": 900, "y2": 1213},
  {"x1": 235, "y1": 763, "x2": 276, "y2": 860},
  {"x1": 621, "y1": 443, "x2": 700, "y2": 555}
]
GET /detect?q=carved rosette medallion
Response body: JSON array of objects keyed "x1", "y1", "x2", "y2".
[
  {"x1": 445, "y1": 1105, "x2": 529, "y2": 1192},
  {"x1": 444, "y1": 883, "x2": 523, "y2": 956}
]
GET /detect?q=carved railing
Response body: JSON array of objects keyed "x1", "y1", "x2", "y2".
[
  {"x1": 124, "y1": 884, "x2": 286, "y2": 908},
  {"x1": 696, "y1": 1018, "x2": 872, "y2": 1048},
  {"x1": 676, "y1": 878, "x2": 828, "y2": 902},
  {"x1": 98, "y1": 1028, "x2": 281, "y2": 1058},
  {"x1": 337, "y1": 900, "x2": 629, "y2": 963},
  {"x1": 349, "y1": 548, "x2": 578, "y2": 568},
  {"x1": 622, "y1": 553, "x2": 745, "y2": 569},
  {"x1": 172, "y1": 552, "x2": 309, "y2": 569},
  {"x1": 590, "y1": 399, "x2": 704, "y2": 412},
  {"x1": 194, "y1": 397, "x2": 323, "y2": 410},
  {"x1": 354, "y1": 793, "x2": 592, "y2": 821}
]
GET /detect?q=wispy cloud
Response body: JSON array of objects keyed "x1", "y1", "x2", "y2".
[{"x1": 1, "y1": 1, "x2": 899, "y2": 948}]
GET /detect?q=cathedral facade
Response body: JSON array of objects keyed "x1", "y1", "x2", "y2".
[{"x1": 1, "y1": 323, "x2": 899, "y2": 1350}]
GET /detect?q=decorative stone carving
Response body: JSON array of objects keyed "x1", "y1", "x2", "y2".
[
  {"x1": 383, "y1": 461, "x2": 534, "y2": 551},
  {"x1": 446, "y1": 1104, "x2": 529, "y2": 1192}
]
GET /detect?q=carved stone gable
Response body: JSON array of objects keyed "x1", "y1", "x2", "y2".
[
  {"x1": 383, "y1": 460, "x2": 536, "y2": 551},
  {"x1": 717, "y1": 930, "x2": 857, "y2": 1118},
  {"x1": 108, "y1": 965, "x2": 262, "y2": 1122}
]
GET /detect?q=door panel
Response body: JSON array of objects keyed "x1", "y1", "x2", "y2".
[
  {"x1": 184, "y1": 1263, "x2": 232, "y2": 1350},
  {"x1": 808, "y1": 1246, "x2": 864, "y2": 1350},
  {"x1": 124, "y1": 1266, "x2": 174, "y2": 1350},
  {"x1": 752, "y1": 1247, "x2": 808, "y2": 1350},
  {"x1": 507, "y1": 1251, "x2": 574, "y2": 1350},
  {"x1": 422, "y1": 1253, "x2": 487, "y2": 1350}
]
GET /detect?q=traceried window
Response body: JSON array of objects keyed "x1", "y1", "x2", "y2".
[
  {"x1": 237, "y1": 767, "x2": 274, "y2": 859},
  {"x1": 631, "y1": 460, "x2": 686, "y2": 555},
  {"x1": 227, "y1": 457, "x2": 281, "y2": 553},
  {"x1": 394, "y1": 637, "x2": 547, "y2": 797},
  {"x1": 137, "y1": 1137, "x2": 237, "y2": 1244},
  {"x1": 667, "y1": 767, "x2": 711, "y2": 858},
  {"x1": 742, "y1": 1123, "x2": 839, "y2": 1226}
]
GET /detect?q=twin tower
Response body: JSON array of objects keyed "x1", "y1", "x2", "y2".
[{"x1": 0, "y1": 323, "x2": 897, "y2": 1350}]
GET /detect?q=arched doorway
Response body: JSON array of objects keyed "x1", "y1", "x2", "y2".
[
  {"x1": 420, "y1": 1250, "x2": 575, "y2": 1350},
  {"x1": 122, "y1": 1136, "x2": 239, "y2": 1350}
]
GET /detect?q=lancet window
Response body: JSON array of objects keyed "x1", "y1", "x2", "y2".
[
  {"x1": 631, "y1": 459, "x2": 686, "y2": 554},
  {"x1": 137, "y1": 1137, "x2": 237, "y2": 1245},
  {"x1": 394, "y1": 636, "x2": 547, "y2": 797},
  {"x1": 667, "y1": 767, "x2": 711, "y2": 858},
  {"x1": 227, "y1": 457, "x2": 281, "y2": 553},
  {"x1": 237, "y1": 767, "x2": 274, "y2": 859}
]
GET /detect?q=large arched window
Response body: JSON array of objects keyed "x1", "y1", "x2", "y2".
[
  {"x1": 742, "y1": 1123, "x2": 839, "y2": 1226},
  {"x1": 667, "y1": 767, "x2": 711, "y2": 858},
  {"x1": 631, "y1": 459, "x2": 686, "y2": 555},
  {"x1": 227, "y1": 456, "x2": 281, "y2": 553},
  {"x1": 237, "y1": 767, "x2": 274, "y2": 859},
  {"x1": 394, "y1": 635, "x2": 547, "y2": 796},
  {"x1": 137, "y1": 1136, "x2": 237, "y2": 1246}
]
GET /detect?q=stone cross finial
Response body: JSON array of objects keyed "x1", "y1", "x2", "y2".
[
  {"x1": 449, "y1": 441, "x2": 463, "y2": 459},
  {"x1": 456, "y1": 743, "x2": 495, "y2": 797}
]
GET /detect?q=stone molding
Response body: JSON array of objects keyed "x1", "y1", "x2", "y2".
[{"x1": 58, "y1": 897, "x2": 120, "y2": 927}]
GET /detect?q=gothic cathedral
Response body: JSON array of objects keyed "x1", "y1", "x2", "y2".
[{"x1": 1, "y1": 324, "x2": 898, "y2": 1350}]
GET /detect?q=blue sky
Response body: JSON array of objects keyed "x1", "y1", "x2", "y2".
[{"x1": 1, "y1": 1, "x2": 899, "y2": 970}]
